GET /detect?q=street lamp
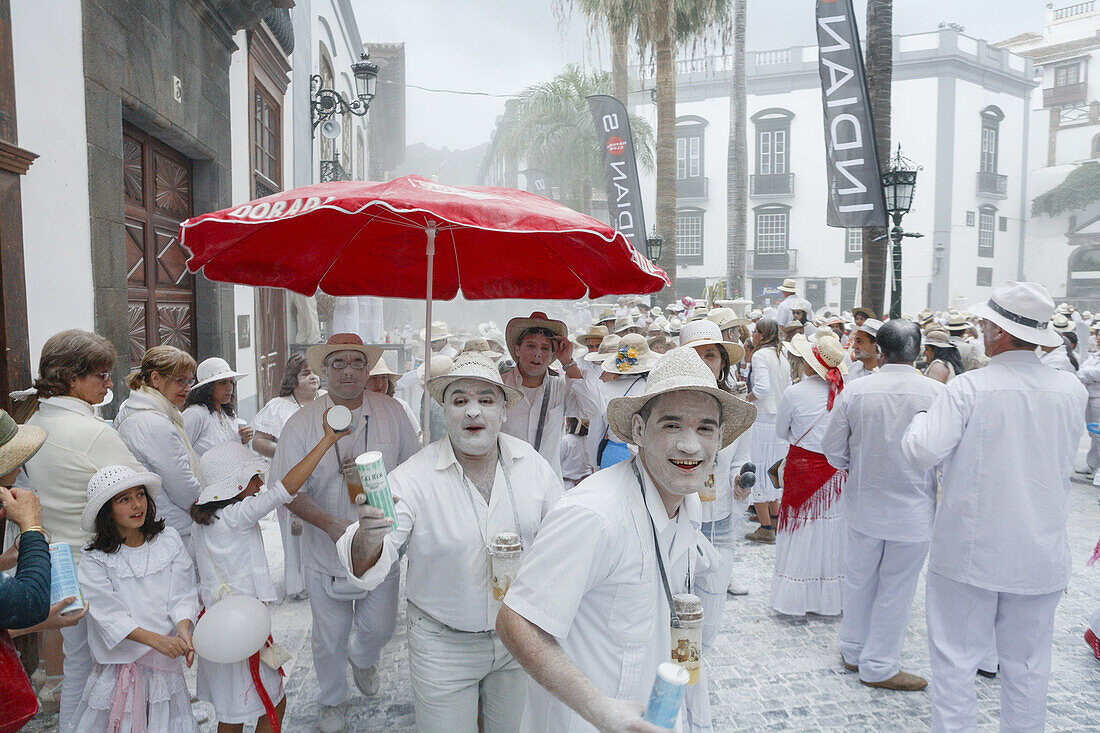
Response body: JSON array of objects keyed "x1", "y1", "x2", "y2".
[
  {"x1": 880, "y1": 145, "x2": 923, "y2": 320},
  {"x1": 310, "y1": 52, "x2": 380, "y2": 136},
  {"x1": 646, "y1": 229, "x2": 664, "y2": 263}
]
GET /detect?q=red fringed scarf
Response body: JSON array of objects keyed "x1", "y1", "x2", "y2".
[
  {"x1": 811, "y1": 345, "x2": 844, "y2": 410},
  {"x1": 776, "y1": 445, "x2": 846, "y2": 533}
]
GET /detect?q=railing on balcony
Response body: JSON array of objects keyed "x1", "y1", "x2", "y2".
[
  {"x1": 1043, "y1": 82, "x2": 1087, "y2": 108},
  {"x1": 976, "y1": 171, "x2": 1008, "y2": 198},
  {"x1": 677, "y1": 176, "x2": 708, "y2": 199},
  {"x1": 1058, "y1": 103, "x2": 1098, "y2": 127},
  {"x1": 1053, "y1": 1, "x2": 1094, "y2": 20},
  {"x1": 320, "y1": 159, "x2": 350, "y2": 183},
  {"x1": 747, "y1": 248, "x2": 797, "y2": 273},
  {"x1": 750, "y1": 173, "x2": 794, "y2": 197}
]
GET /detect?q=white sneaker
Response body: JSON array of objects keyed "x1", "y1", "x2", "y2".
[
  {"x1": 353, "y1": 663, "x2": 380, "y2": 696},
  {"x1": 727, "y1": 580, "x2": 749, "y2": 596},
  {"x1": 318, "y1": 703, "x2": 347, "y2": 733}
]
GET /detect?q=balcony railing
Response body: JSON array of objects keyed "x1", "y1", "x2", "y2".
[
  {"x1": 976, "y1": 171, "x2": 1008, "y2": 198},
  {"x1": 1053, "y1": 1, "x2": 1094, "y2": 20},
  {"x1": 750, "y1": 172, "x2": 795, "y2": 196},
  {"x1": 747, "y1": 248, "x2": 798, "y2": 273},
  {"x1": 676, "y1": 176, "x2": 708, "y2": 199},
  {"x1": 320, "y1": 159, "x2": 350, "y2": 183},
  {"x1": 1043, "y1": 82, "x2": 1087, "y2": 108}
]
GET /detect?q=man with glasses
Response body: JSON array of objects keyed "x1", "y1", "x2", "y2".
[{"x1": 271, "y1": 333, "x2": 419, "y2": 733}]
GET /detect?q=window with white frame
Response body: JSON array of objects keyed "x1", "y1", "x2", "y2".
[
  {"x1": 978, "y1": 206, "x2": 996, "y2": 257},
  {"x1": 846, "y1": 228, "x2": 862, "y2": 254},
  {"x1": 757, "y1": 128, "x2": 787, "y2": 175},
  {"x1": 754, "y1": 208, "x2": 789, "y2": 254},
  {"x1": 676, "y1": 121, "x2": 704, "y2": 180},
  {"x1": 676, "y1": 210, "x2": 704, "y2": 260},
  {"x1": 1054, "y1": 63, "x2": 1080, "y2": 87},
  {"x1": 980, "y1": 107, "x2": 1003, "y2": 174}
]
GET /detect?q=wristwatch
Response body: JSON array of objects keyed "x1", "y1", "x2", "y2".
[{"x1": 561, "y1": 360, "x2": 577, "y2": 371}]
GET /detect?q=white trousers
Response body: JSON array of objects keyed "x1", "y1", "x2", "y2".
[
  {"x1": 276, "y1": 505, "x2": 306, "y2": 597},
  {"x1": 305, "y1": 564, "x2": 400, "y2": 707},
  {"x1": 1087, "y1": 396, "x2": 1100, "y2": 471},
  {"x1": 837, "y1": 527, "x2": 928, "y2": 683},
  {"x1": 59, "y1": 617, "x2": 92, "y2": 731},
  {"x1": 926, "y1": 572, "x2": 1062, "y2": 733},
  {"x1": 405, "y1": 603, "x2": 527, "y2": 733}
]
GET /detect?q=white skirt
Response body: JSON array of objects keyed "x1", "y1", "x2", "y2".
[
  {"x1": 67, "y1": 661, "x2": 198, "y2": 733},
  {"x1": 771, "y1": 494, "x2": 845, "y2": 616},
  {"x1": 196, "y1": 655, "x2": 284, "y2": 724},
  {"x1": 749, "y1": 416, "x2": 786, "y2": 503}
]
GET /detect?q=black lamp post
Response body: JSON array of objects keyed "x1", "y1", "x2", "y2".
[
  {"x1": 310, "y1": 52, "x2": 380, "y2": 135},
  {"x1": 880, "y1": 145, "x2": 923, "y2": 320},
  {"x1": 646, "y1": 229, "x2": 664, "y2": 307}
]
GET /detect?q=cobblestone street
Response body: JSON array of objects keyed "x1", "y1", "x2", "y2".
[{"x1": 25, "y1": 457, "x2": 1100, "y2": 732}]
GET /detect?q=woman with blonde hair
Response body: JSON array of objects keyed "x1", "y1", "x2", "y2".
[{"x1": 114, "y1": 345, "x2": 201, "y2": 550}]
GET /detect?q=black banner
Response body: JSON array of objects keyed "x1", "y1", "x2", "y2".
[
  {"x1": 815, "y1": 0, "x2": 888, "y2": 228},
  {"x1": 586, "y1": 95, "x2": 648, "y2": 254},
  {"x1": 522, "y1": 168, "x2": 553, "y2": 199}
]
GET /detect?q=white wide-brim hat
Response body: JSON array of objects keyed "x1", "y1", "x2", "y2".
[
  {"x1": 369, "y1": 356, "x2": 401, "y2": 384},
  {"x1": 679, "y1": 319, "x2": 745, "y2": 365},
  {"x1": 427, "y1": 352, "x2": 523, "y2": 409},
  {"x1": 193, "y1": 357, "x2": 247, "y2": 390},
  {"x1": 505, "y1": 312, "x2": 568, "y2": 361},
  {"x1": 418, "y1": 354, "x2": 454, "y2": 382},
  {"x1": 923, "y1": 329, "x2": 958, "y2": 350},
  {"x1": 601, "y1": 333, "x2": 661, "y2": 375},
  {"x1": 82, "y1": 465, "x2": 162, "y2": 532},
  {"x1": 197, "y1": 441, "x2": 267, "y2": 505},
  {"x1": 419, "y1": 320, "x2": 453, "y2": 342},
  {"x1": 787, "y1": 333, "x2": 848, "y2": 379},
  {"x1": 585, "y1": 334, "x2": 622, "y2": 362},
  {"x1": 778, "y1": 278, "x2": 797, "y2": 293},
  {"x1": 969, "y1": 281, "x2": 1062, "y2": 348},
  {"x1": 706, "y1": 307, "x2": 749, "y2": 331},
  {"x1": 1051, "y1": 314, "x2": 1075, "y2": 333},
  {"x1": 606, "y1": 347, "x2": 756, "y2": 448},
  {"x1": 856, "y1": 318, "x2": 884, "y2": 338}
]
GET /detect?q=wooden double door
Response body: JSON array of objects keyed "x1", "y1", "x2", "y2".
[{"x1": 123, "y1": 124, "x2": 196, "y2": 363}]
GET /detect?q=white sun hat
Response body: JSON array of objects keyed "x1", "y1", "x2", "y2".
[
  {"x1": 419, "y1": 320, "x2": 453, "y2": 342},
  {"x1": 82, "y1": 465, "x2": 162, "y2": 532},
  {"x1": 923, "y1": 328, "x2": 958, "y2": 350},
  {"x1": 778, "y1": 278, "x2": 798, "y2": 293},
  {"x1": 193, "y1": 357, "x2": 247, "y2": 390},
  {"x1": 969, "y1": 280, "x2": 1062, "y2": 348},
  {"x1": 679, "y1": 319, "x2": 745, "y2": 365},
  {"x1": 787, "y1": 332, "x2": 848, "y2": 379},
  {"x1": 601, "y1": 333, "x2": 661, "y2": 375},
  {"x1": 1051, "y1": 313, "x2": 1075, "y2": 333},
  {"x1": 584, "y1": 334, "x2": 622, "y2": 362},
  {"x1": 418, "y1": 354, "x2": 454, "y2": 382},
  {"x1": 461, "y1": 337, "x2": 503, "y2": 360},
  {"x1": 856, "y1": 318, "x2": 884, "y2": 338},
  {"x1": 427, "y1": 351, "x2": 523, "y2": 408},
  {"x1": 196, "y1": 441, "x2": 266, "y2": 505},
  {"x1": 369, "y1": 356, "x2": 401, "y2": 385},
  {"x1": 606, "y1": 347, "x2": 757, "y2": 448}
]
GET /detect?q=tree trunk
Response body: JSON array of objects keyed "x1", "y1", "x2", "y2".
[
  {"x1": 726, "y1": 0, "x2": 747, "y2": 299},
  {"x1": 860, "y1": 0, "x2": 892, "y2": 317},
  {"x1": 611, "y1": 22, "x2": 629, "y2": 106},
  {"x1": 654, "y1": 0, "x2": 677, "y2": 300}
]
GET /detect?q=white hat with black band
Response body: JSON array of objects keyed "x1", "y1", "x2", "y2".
[{"x1": 969, "y1": 281, "x2": 1061, "y2": 348}]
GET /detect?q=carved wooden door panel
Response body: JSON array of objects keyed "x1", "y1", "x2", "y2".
[{"x1": 124, "y1": 125, "x2": 196, "y2": 363}]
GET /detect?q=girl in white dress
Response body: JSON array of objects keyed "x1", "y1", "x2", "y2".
[
  {"x1": 182, "y1": 357, "x2": 251, "y2": 458},
  {"x1": 191, "y1": 410, "x2": 347, "y2": 733},
  {"x1": 68, "y1": 465, "x2": 201, "y2": 733},
  {"x1": 746, "y1": 318, "x2": 791, "y2": 542}
]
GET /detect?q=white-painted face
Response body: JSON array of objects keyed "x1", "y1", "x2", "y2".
[
  {"x1": 443, "y1": 378, "x2": 507, "y2": 457},
  {"x1": 631, "y1": 391, "x2": 722, "y2": 498}
]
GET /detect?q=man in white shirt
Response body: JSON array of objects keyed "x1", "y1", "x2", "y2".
[
  {"x1": 340, "y1": 352, "x2": 561, "y2": 732},
  {"x1": 822, "y1": 319, "x2": 942, "y2": 692},
  {"x1": 501, "y1": 312, "x2": 602, "y2": 482},
  {"x1": 773, "y1": 278, "x2": 800, "y2": 326},
  {"x1": 496, "y1": 347, "x2": 757, "y2": 733},
  {"x1": 901, "y1": 282, "x2": 1087, "y2": 733},
  {"x1": 270, "y1": 333, "x2": 419, "y2": 733},
  {"x1": 846, "y1": 318, "x2": 883, "y2": 382}
]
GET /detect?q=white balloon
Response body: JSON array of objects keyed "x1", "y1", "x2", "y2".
[{"x1": 192, "y1": 596, "x2": 271, "y2": 664}]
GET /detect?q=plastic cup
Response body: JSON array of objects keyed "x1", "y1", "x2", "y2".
[{"x1": 488, "y1": 532, "x2": 523, "y2": 601}]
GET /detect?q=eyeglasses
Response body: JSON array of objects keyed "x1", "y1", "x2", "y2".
[
  {"x1": 92, "y1": 371, "x2": 112, "y2": 382},
  {"x1": 326, "y1": 359, "x2": 369, "y2": 372},
  {"x1": 174, "y1": 376, "x2": 197, "y2": 387}
]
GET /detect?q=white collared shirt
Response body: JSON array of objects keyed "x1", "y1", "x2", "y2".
[
  {"x1": 822, "y1": 365, "x2": 943, "y2": 543},
  {"x1": 504, "y1": 458, "x2": 718, "y2": 733},
  {"x1": 501, "y1": 369, "x2": 602, "y2": 481},
  {"x1": 270, "y1": 392, "x2": 419, "y2": 577},
  {"x1": 1039, "y1": 343, "x2": 1077, "y2": 373},
  {"x1": 701, "y1": 433, "x2": 751, "y2": 524},
  {"x1": 337, "y1": 434, "x2": 560, "y2": 632},
  {"x1": 585, "y1": 374, "x2": 648, "y2": 466},
  {"x1": 1078, "y1": 351, "x2": 1100, "y2": 398},
  {"x1": 750, "y1": 346, "x2": 790, "y2": 415},
  {"x1": 844, "y1": 359, "x2": 877, "y2": 382},
  {"x1": 775, "y1": 377, "x2": 830, "y2": 453},
  {"x1": 182, "y1": 404, "x2": 239, "y2": 457},
  {"x1": 901, "y1": 350, "x2": 1087, "y2": 593}
]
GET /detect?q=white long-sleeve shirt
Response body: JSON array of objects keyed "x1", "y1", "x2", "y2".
[
  {"x1": 585, "y1": 374, "x2": 647, "y2": 467},
  {"x1": 701, "y1": 432, "x2": 752, "y2": 524},
  {"x1": 775, "y1": 377, "x2": 830, "y2": 453},
  {"x1": 901, "y1": 350, "x2": 1087, "y2": 594},
  {"x1": 501, "y1": 369, "x2": 602, "y2": 481},
  {"x1": 1039, "y1": 343, "x2": 1077, "y2": 373},
  {"x1": 182, "y1": 404, "x2": 239, "y2": 457},
  {"x1": 338, "y1": 434, "x2": 561, "y2": 632},
  {"x1": 78, "y1": 526, "x2": 200, "y2": 665},
  {"x1": 821, "y1": 365, "x2": 943, "y2": 543},
  {"x1": 1078, "y1": 352, "x2": 1100, "y2": 399},
  {"x1": 750, "y1": 346, "x2": 790, "y2": 415}
]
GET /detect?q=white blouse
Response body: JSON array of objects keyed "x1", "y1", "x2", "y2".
[
  {"x1": 78, "y1": 526, "x2": 200, "y2": 665},
  {"x1": 251, "y1": 396, "x2": 303, "y2": 440},
  {"x1": 182, "y1": 404, "x2": 239, "y2": 457}
]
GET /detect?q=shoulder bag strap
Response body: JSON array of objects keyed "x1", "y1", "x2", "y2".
[{"x1": 532, "y1": 378, "x2": 553, "y2": 452}]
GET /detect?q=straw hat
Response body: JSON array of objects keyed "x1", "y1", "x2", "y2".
[
  {"x1": 612, "y1": 316, "x2": 643, "y2": 335},
  {"x1": 606, "y1": 347, "x2": 757, "y2": 448},
  {"x1": 716, "y1": 299, "x2": 753, "y2": 319},
  {"x1": 856, "y1": 318, "x2": 884, "y2": 338},
  {"x1": 505, "y1": 311, "x2": 568, "y2": 361},
  {"x1": 679, "y1": 320, "x2": 745, "y2": 365},
  {"x1": 923, "y1": 328, "x2": 958, "y2": 350},
  {"x1": 970, "y1": 281, "x2": 1062, "y2": 348},
  {"x1": 0, "y1": 410, "x2": 45, "y2": 477},
  {"x1": 573, "y1": 324, "x2": 609, "y2": 350},
  {"x1": 584, "y1": 334, "x2": 622, "y2": 362},
  {"x1": 852, "y1": 306, "x2": 876, "y2": 321},
  {"x1": 307, "y1": 333, "x2": 383, "y2": 375},
  {"x1": 418, "y1": 354, "x2": 454, "y2": 381},
  {"x1": 193, "y1": 357, "x2": 247, "y2": 390},
  {"x1": 667, "y1": 316, "x2": 683, "y2": 334},
  {"x1": 647, "y1": 334, "x2": 673, "y2": 352},
  {"x1": 461, "y1": 337, "x2": 503, "y2": 359},
  {"x1": 427, "y1": 351, "x2": 523, "y2": 409},
  {"x1": 1052, "y1": 313, "x2": 1075, "y2": 333},
  {"x1": 945, "y1": 313, "x2": 970, "y2": 331},
  {"x1": 596, "y1": 308, "x2": 617, "y2": 325},
  {"x1": 196, "y1": 441, "x2": 266, "y2": 505},
  {"x1": 81, "y1": 465, "x2": 162, "y2": 532},
  {"x1": 419, "y1": 320, "x2": 453, "y2": 342},
  {"x1": 787, "y1": 333, "x2": 848, "y2": 379},
  {"x1": 369, "y1": 356, "x2": 401, "y2": 384},
  {"x1": 707, "y1": 307, "x2": 749, "y2": 331},
  {"x1": 778, "y1": 278, "x2": 797, "y2": 294},
  {"x1": 602, "y1": 333, "x2": 660, "y2": 375}
]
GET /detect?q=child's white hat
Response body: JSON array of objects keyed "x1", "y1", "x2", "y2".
[
  {"x1": 196, "y1": 441, "x2": 266, "y2": 505},
  {"x1": 82, "y1": 465, "x2": 162, "y2": 532}
]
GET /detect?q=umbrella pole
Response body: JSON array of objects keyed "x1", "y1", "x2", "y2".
[{"x1": 422, "y1": 222, "x2": 438, "y2": 446}]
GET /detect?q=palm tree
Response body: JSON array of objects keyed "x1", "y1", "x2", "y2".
[
  {"x1": 861, "y1": 0, "x2": 893, "y2": 315},
  {"x1": 493, "y1": 65, "x2": 654, "y2": 215},
  {"x1": 557, "y1": 0, "x2": 637, "y2": 104},
  {"x1": 725, "y1": 0, "x2": 747, "y2": 298}
]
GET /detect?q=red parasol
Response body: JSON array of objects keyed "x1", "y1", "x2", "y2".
[{"x1": 181, "y1": 174, "x2": 668, "y2": 438}]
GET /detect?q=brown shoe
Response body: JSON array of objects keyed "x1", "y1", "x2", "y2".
[
  {"x1": 745, "y1": 527, "x2": 776, "y2": 544},
  {"x1": 841, "y1": 655, "x2": 858, "y2": 672},
  {"x1": 861, "y1": 670, "x2": 928, "y2": 691}
]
